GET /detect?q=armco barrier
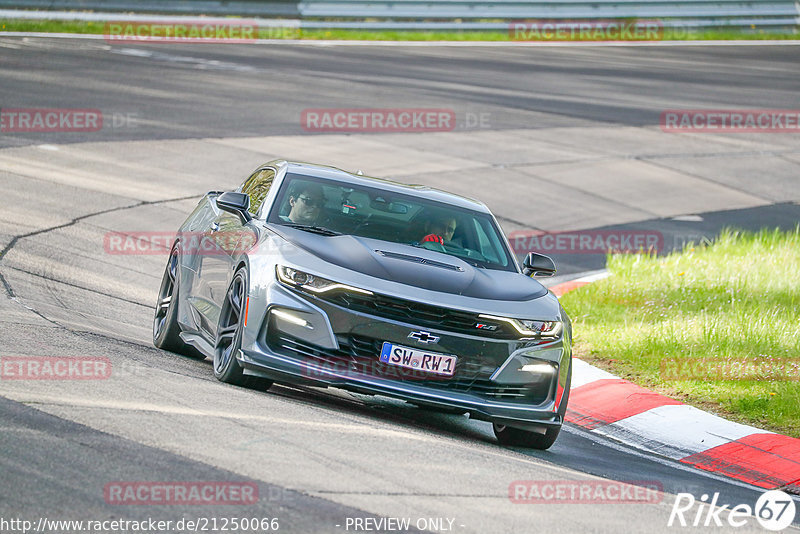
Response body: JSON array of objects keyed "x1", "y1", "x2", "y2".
[
  {"x1": 299, "y1": 0, "x2": 800, "y2": 24},
  {"x1": 0, "y1": 0, "x2": 798, "y2": 29},
  {"x1": 0, "y1": 0, "x2": 299, "y2": 16}
]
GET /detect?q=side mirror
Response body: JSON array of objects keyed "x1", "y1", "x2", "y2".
[
  {"x1": 522, "y1": 252, "x2": 556, "y2": 277},
  {"x1": 216, "y1": 192, "x2": 252, "y2": 223}
]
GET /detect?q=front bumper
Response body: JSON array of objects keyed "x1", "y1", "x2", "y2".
[{"x1": 238, "y1": 283, "x2": 571, "y2": 429}]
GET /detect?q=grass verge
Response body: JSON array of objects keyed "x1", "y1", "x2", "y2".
[
  {"x1": 1, "y1": 19, "x2": 798, "y2": 41},
  {"x1": 560, "y1": 228, "x2": 800, "y2": 437}
]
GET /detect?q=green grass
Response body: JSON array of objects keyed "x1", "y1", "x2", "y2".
[
  {"x1": 1, "y1": 19, "x2": 798, "y2": 41},
  {"x1": 560, "y1": 228, "x2": 800, "y2": 437}
]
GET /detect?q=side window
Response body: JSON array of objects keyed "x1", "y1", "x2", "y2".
[
  {"x1": 472, "y1": 219, "x2": 503, "y2": 265},
  {"x1": 240, "y1": 168, "x2": 275, "y2": 216}
]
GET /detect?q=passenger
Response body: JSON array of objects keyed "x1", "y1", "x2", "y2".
[
  {"x1": 420, "y1": 214, "x2": 457, "y2": 245},
  {"x1": 286, "y1": 184, "x2": 325, "y2": 224}
]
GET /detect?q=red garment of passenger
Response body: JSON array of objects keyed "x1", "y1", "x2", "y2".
[{"x1": 421, "y1": 234, "x2": 444, "y2": 244}]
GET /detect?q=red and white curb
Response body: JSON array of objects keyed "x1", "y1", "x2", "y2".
[
  {"x1": 550, "y1": 272, "x2": 800, "y2": 492},
  {"x1": 549, "y1": 270, "x2": 610, "y2": 297}
]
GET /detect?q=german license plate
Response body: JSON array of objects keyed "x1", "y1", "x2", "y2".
[{"x1": 379, "y1": 342, "x2": 457, "y2": 377}]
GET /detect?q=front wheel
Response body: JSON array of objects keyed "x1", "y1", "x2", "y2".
[
  {"x1": 493, "y1": 361, "x2": 571, "y2": 450},
  {"x1": 493, "y1": 421, "x2": 562, "y2": 450},
  {"x1": 213, "y1": 268, "x2": 273, "y2": 390}
]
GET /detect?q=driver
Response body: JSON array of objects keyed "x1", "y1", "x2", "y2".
[
  {"x1": 420, "y1": 214, "x2": 457, "y2": 245},
  {"x1": 286, "y1": 184, "x2": 326, "y2": 224}
]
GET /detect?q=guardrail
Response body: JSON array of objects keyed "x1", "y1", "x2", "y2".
[
  {"x1": 0, "y1": 0, "x2": 299, "y2": 16},
  {"x1": 1, "y1": 0, "x2": 798, "y2": 28}
]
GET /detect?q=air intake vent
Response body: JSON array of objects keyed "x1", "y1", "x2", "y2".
[{"x1": 375, "y1": 250, "x2": 463, "y2": 271}]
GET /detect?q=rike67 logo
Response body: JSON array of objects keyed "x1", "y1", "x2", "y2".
[{"x1": 669, "y1": 490, "x2": 796, "y2": 531}]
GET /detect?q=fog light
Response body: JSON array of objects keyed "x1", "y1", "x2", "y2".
[
  {"x1": 271, "y1": 309, "x2": 312, "y2": 329},
  {"x1": 519, "y1": 362, "x2": 556, "y2": 374}
]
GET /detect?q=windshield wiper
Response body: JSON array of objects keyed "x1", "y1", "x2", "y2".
[
  {"x1": 411, "y1": 242, "x2": 484, "y2": 268},
  {"x1": 281, "y1": 223, "x2": 341, "y2": 236}
]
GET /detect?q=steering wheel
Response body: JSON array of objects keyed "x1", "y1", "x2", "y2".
[
  {"x1": 417, "y1": 241, "x2": 447, "y2": 253},
  {"x1": 443, "y1": 241, "x2": 465, "y2": 251}
]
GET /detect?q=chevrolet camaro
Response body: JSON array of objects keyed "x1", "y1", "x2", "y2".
[{"x1": 153, "y1": 160, "x2": 572, "y2": 449}]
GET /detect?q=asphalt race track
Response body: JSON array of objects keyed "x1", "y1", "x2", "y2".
[{"x1": 1, "y1": 37, "x2": 799, "y2": 533}]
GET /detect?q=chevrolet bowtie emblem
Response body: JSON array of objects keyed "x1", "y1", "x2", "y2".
[{"x1": 407, "y1": 331, "x2": 440, "y2": 344}]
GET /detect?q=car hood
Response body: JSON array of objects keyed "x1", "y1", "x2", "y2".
[{"x1": 269, "y1": 226, "x2": 548, "y2": 302}]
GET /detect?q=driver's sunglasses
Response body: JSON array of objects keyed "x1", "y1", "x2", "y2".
[{"x1": 298, "y1": 196, "x2": 324, "y2": 208}]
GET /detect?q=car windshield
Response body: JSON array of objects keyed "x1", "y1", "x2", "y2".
[{"x1": 267, "y1": 173, "x2": 516, "y2": 272}]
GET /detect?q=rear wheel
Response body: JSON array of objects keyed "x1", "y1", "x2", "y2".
[
  {"x1": 213, "y1": 268, "x2": 273, "y2": 390},
  {"x1": 493, "y1": 361, "x2": 571, "y2": 450},
  {"x1": 153, "y1": 246, "x2": 204, "y2": 359}
]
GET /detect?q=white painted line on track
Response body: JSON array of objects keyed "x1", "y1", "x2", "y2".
[
  {"x1": 3, "y1": 392, "x2": 667, "y2": 482},
  {"x1": 20, "y1": 388, "x2": 779, "y2": 499},
  {"x1": 1, "y1": 31, "x2": 800, "y2": 46},
  {"x1": 7, "y1": 392, "x2": 441, "y2": 441}
]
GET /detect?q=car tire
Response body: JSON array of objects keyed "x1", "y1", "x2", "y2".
[
  {"x1": 153, "y1": 245, "x2": 205, "y2": 359},
  {"x1": 493, "y1": 360, "x2": 572, "y2": 450},
  {"x1": 213, "y1": 267, "x2": 273, "y2": 390}
]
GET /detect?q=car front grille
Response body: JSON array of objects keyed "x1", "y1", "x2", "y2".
[
  {"x1": 307, "y1": 290, "x2": 520, "y2": 339},
  {"x1": 267, "y1": 330, "x2": 549, "y2": 404}
]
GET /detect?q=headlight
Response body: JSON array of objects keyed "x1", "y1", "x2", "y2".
[
  {"x1": 478, "y1": 314, "x2": 562, "y2": 339},
  {"x1": 519, "y1": 319, "x2": 562, "y2": 337},
  {"x1": 276, "y1": 265, "x2": 373, "y2": 295}
]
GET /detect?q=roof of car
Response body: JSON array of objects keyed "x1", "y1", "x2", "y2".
[{"x1": 276, "y1": 160, "x2": 492, "y2": 213}]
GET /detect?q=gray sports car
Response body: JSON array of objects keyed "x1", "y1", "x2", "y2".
[{"x1": 153, "y1": 160, "x2": 572, "y2": 449}]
